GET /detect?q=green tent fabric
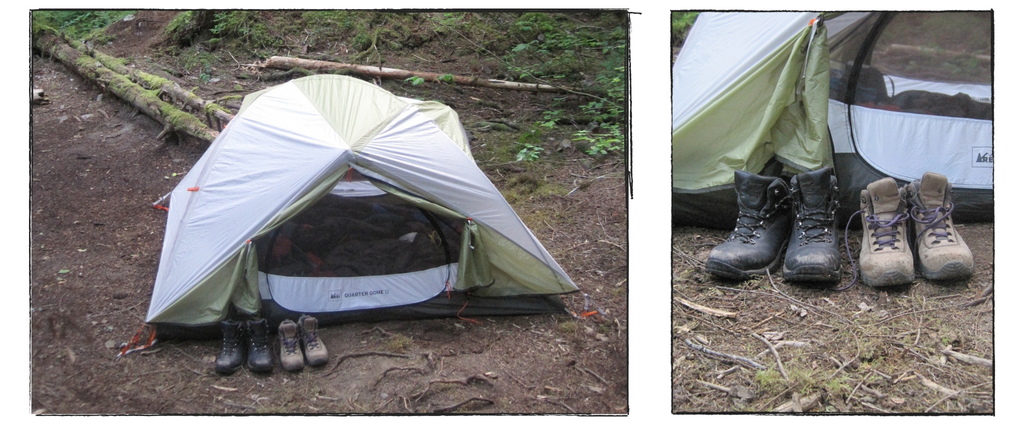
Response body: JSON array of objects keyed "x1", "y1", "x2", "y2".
[{"x1": 672, "y1": 13, "x2": 833, "y2": 194}]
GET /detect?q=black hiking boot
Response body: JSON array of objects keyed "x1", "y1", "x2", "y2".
[
  {"x1": 246, "y1": 319, "x2": 274, "y2": 373},
  {"x1": 215, "y1": 320, "x2": 246, "y2": 375},
  {"x1": 706, "y1": 170, "x2": 792, "y2": 280},
  {"x1": 783, "y1": 167, "x2": 842, "y2": 282}
]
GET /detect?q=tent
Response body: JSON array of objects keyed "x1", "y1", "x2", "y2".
[
  {"x1": 672, "y1": 11, "x2": 993, "y2": 229},
  {"x1": 145, "y1": 75, "x2": 578, "y2": 337}
]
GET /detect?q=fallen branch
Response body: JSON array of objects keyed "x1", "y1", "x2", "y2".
[
  {"x1": 67, "y1": 35, "x2": 236, "y2": 128},
  {"x1": 262, "y1": 56, "x2": 569, "y2": 93},
  {"x1": 684, "y1": 339, "x2": 766, "y2": 370},
  {"x1": 376, "y1": 367, "x2": 427, "y2": 386},
  {"x1": 755, "y1": 341, "x2": 809, "y2": 359},
  {"x1": 695, "y1": 380, "x2": 730, "y2": 393},
  {"x1": 959, "y1": 284, "x2": 993, "y2": 308},
  {"x1": 940, "y1": 349, "x2": 993, "y2": 369},
  {"x1": 677, "y1": 297, "x2": 737, "y2": 318},
  {"x1": 34, "y1": 30, "x2": 219, "y2": 142}
]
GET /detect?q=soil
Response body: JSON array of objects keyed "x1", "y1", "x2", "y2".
[
  {"x1": 30, "y1": 11, "x2": 626, "y2": 414},
  {"x1": 672, "y1": 222, "x2": 994, "y2": 413}
]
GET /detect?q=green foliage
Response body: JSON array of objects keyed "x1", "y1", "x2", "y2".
[
  {"x1": 516, "y1": 129, "x2": 545, "y2": 162},
  {"x1": 210, "y1": 11, "x2": 280, "y2": 50},
  {"x1": 437, "y1": 73, "x2": 455, "y2": 84},
  {"x1": 671, "y1": 12, "x2": 700, "y2": 48},
  {"x1": 503, "y1": 12, "x2": 626, "y2": 158},
  {"x1": 32, "y1": 10, "x2": 136, "y2": 40},
  {"x1": 405, "y1": 76, "x2": 425, "y2": 86}
]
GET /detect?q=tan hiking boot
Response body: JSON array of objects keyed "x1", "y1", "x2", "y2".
[
  {"x1": 278, "y1": 319, "x2": 304, "y2": 372},
  {"x1": 858, "y1": 178, "x2": 914, "y2": 286},
  {"x1": 298, "y1": 315, "x2": 329, "y2": 366},
  {"x1": 904, "y1": 172, "x2": 974, "y2": 280}
]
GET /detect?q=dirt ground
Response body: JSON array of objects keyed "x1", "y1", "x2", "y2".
[
  {"x1": 29, "y1": 11, "x2": 626, "y2": 414},
  {"x1": 672, "y1": 221, "x2": 994, "y2": 413}
]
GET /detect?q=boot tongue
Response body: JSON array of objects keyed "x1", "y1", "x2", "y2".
[
  {"x1": 796, "y1": 167, "x2": 831, "y2": 208},
  {"x1": 735, "y1": 170, "x2": 775, "y2": 210},
  {"x1": 866, "y1": 178, "x2": 903, "y2": 216},
  {"x1": 917, "y1": 172, "x2": 950, "y2": 209}
]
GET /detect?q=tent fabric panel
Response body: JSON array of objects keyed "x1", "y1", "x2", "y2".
[
  {"x1": 672, "y1": 12, "x2": 820, "y2": 128},
  {"x1": 356, "y1": 107, "x2": 574, "y2": 288},
  {"x1": 147, "y1": 83, "x2": 354, "y2": 322},
  {"x1": 849, "y1": 104, "x2": 992, "y2": 189},
  {"x1": 471, "y1": 225, "x2": 578, "y2": 296},
  {"x1": 771, "y1": 24, "x2": 834, "y2": 173},
  {"x1": 148, "y1": 248, "x2": 251, "y2": 325},
  {"x1": 290, "y1": 75, "x2": 410, "y2": 150},
  {"x1": 673, "y1": 18, "x2": 821, "y2": 191},
  {"x1": 401, "y1": 98, "x2": 474, "y2": 160},
  {"x1": 258, "y1": 265, "x2": 454, "y2": 313}
]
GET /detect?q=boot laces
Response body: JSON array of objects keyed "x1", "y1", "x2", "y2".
[
  {"x1": 911, "y1": 202, "x2": 955, "y2": 245},
  {"x1": 727, "y1": 191, "x2": 790, "y2": 244},
  {"x1": 283, "y1": 333, "x2": 300, "y2": 355},
  {"x1": 865, "y1": 212, "x2": 909, "y2": 251},
  {"x1": 794, "y1": 183, "x2": 839, "y2": 245},
  {"x1": 304, "y1": 328, "x2": 320, "y2": 349}
]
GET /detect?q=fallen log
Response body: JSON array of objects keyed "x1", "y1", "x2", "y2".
[
  {"x1": 262, "y1": 56, "x2": 567, "y2": 93},
  {"x1": 34, "y1": 30, "x2": 219, "y2": 142},
  {"x1": 61, "y1": 34, "x2": 236, "y2": 129}
]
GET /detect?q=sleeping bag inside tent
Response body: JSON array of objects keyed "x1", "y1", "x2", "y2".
[{"x1": 145, "y1": 75, "x2": 578, "y2": 338}]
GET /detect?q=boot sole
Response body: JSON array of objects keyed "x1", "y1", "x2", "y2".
[
  {"x1": 862, "y1": 270, "x2": 914, "y2": 287},
  {"x1": 705, "y1": 246, "x2": 786, "y2": 280},
  {"x1": 782, "y1": 265, "x2": 841, "y2": 283},
  {"x1": 215, "y1": 363, "x2": 243, "y2": 375},
  {"x1": 920, "y1": 261, "x2": 973, "y2": 281}
]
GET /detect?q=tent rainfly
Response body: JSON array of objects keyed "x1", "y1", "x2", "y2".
[{"x1": 145, "y1": 75, "x2": 578, "y2": 338}]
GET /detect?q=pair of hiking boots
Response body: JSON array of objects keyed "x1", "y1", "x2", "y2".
[
  {"x1": 215, "y1": 318, "x2": 274, "y2": 374},
  {"x1": 277, "y1": 315, "x2": 329, "y2": 372},
  {"x1": 705, "y1": 168, "x2": 974, "y2": 286},
  {"x1": 706, "y1": 167, "x2": 842, "y2": 282},
  {"x1": 855, "y1": 172, "x2": 974, "y2": 286}
]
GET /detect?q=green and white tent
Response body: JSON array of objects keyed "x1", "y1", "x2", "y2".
[
  {"x1": 146, "y1": 75, "x2": 577, "y2": 335},
  {"x1": 673, "y1": 12, "x2": 993, "y2": 229}
]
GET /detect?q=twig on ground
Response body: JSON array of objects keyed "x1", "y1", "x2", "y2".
[
  {"x1": 677, "y1": 297, "x2": 737, "y2": 318},
  {"x1": 755, "y1": 341, "x2": 809, "y2": 359},
  {"x1": 695, "y1": 380, "x2": 730, "y2": 393},
  {"x1": 327, "y1": 351, "x2": 410, "y2": 376},
  {"x1": 915, "y1": 373, "x2": 959, "y2": 398},
  {"x1": 540, "y1": 397, "x2": 576, "y2": 413},
  {"x1": 859, "y1": 399, "x2": 893, "y2": 413},
  {"x1": 684, "y1": 339, "x2": 766, "y2": 370},
  {"x1": 432, "y1": 397, "x2": 494, "y2": 413},
  {"x1": 412, "y1": 374, "x2": 493, "y2": 401},
  {"x1": 376, "y1": 367, "x2": 426, "y2": 385},
  {"x1": 940, "y1": 349, "x2": 993, "y2": 369},
  {"x1": 752, "y1": 333, "x2": 789, "y2": 382},
  {"x1": 579, "y1": 366, "x2": 609, "y2": 385},
  {"x1": 773, "y1": 392, "x2": 820, "y2": 412}
]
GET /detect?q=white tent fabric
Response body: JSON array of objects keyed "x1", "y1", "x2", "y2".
[
  {"x1": 149, "y1": 84, "x2": 354, "y2": 319},
  {"x1": 672, "y1": 12, "x2": 820, "y2": 129},
  {"x1": 828, "y1": 100, "x2": 993, "y2": 189}
]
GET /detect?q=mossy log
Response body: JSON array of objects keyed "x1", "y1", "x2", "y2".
[
  {"x1": 60, "y1": 34, "x2": 236, "y2": 130},
  {"x1": 262, "y1": 56, "x2": 568, "y2": 93},
  {"x1": 35, "y1": 31, "x2": 218, "y2": 142}
]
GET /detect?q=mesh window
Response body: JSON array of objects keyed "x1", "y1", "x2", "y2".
[{"x1": 255, "y1": 192, "x2": 462, "y2": 278}]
